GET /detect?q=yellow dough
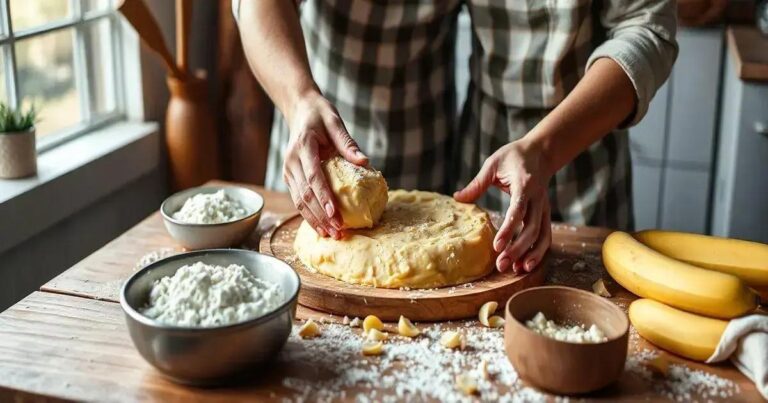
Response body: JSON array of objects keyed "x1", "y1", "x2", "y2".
[
  {"x1": 294, "y1": 190, "x2": 495, "y2": 289},
  {"x1": 323, "y1": 156, "x2": 388, "y2": 229}
]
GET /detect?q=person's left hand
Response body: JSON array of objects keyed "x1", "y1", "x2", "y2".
[{"x1": 454, "y1": 139, "x2": 552, "y2": 274}]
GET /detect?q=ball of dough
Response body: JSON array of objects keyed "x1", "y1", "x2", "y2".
[
  {"x1": 323, "y1": 156, "x2": 388, "y2": 229},
  {"x1": 294, "y1": 190, "x2": 496, "y2": 289}
]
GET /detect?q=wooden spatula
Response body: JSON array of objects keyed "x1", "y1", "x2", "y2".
[{"x1": 117, "y1": 0, "x2": 184, "y2": 78}]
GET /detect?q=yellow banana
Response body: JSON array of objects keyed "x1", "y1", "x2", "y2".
[
  {"x1": 629, "y1": 299, "x2": 728, "y2": 362},
  {"x1": 603, "y1": 231, "x2": 758, "y2": 319},
  {"x1": 635, "y1": 230, "x2": 768, "y2": 287}
]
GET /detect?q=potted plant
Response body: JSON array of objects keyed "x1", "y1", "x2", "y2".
[{"x1": 0, "y1": 103, "x2": 37, "y2": 179}]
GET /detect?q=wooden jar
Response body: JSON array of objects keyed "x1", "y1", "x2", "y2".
[{"x1": 165, "y1": 72, "x2": 221, "y2": 190}]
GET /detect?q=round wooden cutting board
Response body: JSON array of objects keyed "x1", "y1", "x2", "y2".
[{"x1": 260, "y1": 214, "x2": 548, "y2": 321}]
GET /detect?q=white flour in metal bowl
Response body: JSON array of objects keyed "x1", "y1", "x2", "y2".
[
  {"x1": 140, "y1": 262, "x2": 283, "y2": 327},
  {"x1": 173, "y1": 190, "x2": 249, "y2": 224}
]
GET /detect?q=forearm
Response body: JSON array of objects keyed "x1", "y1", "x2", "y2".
[
  {"x1": 238, "y1": 0, "x2": 318, "y2": 120},
  {"x1": 523, "y1": 58, "x2": 636, "y2": 177}
]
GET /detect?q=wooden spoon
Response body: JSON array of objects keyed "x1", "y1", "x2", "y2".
[
  {"x1": 175, "y1": 0, "x2": 193, "y2": 75},
  {"x1": 117, "y1": 0, "x2": 184, "y2": 78}
]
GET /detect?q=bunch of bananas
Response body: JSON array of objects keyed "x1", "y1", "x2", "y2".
[{"x1": 602, "y1": 230, "x2": 767, "y2": 361}]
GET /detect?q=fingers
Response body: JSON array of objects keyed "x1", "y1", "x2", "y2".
[
  {"x1": 493, "y1": 190, "x2": 527, "y2": 256},
  {"x1": 322, "y1": 112, "x2": 368, "y2": 166},
  {"x1": 286, "y1": 172, "x2": 328, "y2": 238},
  {"x1": 494, "y1": 196, "x2": 529, "y2": 273},
  {"x1": 296, "y1": 166, "x2": 342, "y2": 239},
  {"x1": 519, "y1": 201, "x2": 552, "y2": 272},
  {"x1": 498, "y1": 198, "x2": 544, "y2": 273},
  {"x1": 454, "y1": 158, "x2": 496, "y2": 203},
  {"x1": 300, "y1": 135, "x2": 343, "y2": 231}
]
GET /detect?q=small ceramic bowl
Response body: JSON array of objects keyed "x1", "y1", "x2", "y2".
[
  {"x1": 160, "y1": 185, "x2": 263, "y2": 249},
  {"x1": 504, "y1": 286, "x2": 629, "y2": 395}
]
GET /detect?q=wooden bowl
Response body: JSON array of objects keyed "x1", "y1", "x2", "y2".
[{"x1": 504, "y1": 286, "x2": 629, "y2": 395}]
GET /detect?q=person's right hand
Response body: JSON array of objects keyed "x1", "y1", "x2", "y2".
[{"x1": 283, "y1": 91, "x2": 368, "y2": 239}]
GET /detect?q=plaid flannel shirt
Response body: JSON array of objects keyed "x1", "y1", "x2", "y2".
[{"x1": 234, "y1": 0, "x2": 677, "y2": 229}]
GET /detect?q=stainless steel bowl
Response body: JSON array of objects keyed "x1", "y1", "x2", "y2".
[
  {"x1": 160, "y1": 185, "x2": 264, "y2": 249},
  {"x1": 120, "y1": 249, "x2": 300, "y2": 385}
]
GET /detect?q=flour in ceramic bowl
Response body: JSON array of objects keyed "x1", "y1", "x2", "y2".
[
  {"x1": 173, "y1": 190, "x2": 249, "y2": 224},
  {"x1": 525, "y1": 312, "x2": 607, "y2": 343},
  {"x1": 140, "y1": 262, "x2": 283, "y2": 327}
]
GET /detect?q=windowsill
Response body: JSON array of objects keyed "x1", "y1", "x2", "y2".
[{"x1": 0, "y1": 121, "x2": 161, "y2": 255}]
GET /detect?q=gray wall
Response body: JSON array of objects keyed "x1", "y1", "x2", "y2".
[{"x1": 0, "y1": 173, "x2": 165, "y2": 309}]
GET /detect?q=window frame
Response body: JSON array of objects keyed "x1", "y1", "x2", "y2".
[{"x1": 0, "y1": 0, "x2": 126, "y2": 153}]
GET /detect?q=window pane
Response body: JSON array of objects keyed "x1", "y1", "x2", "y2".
[
  {"x1": 10, "y1": 1, "x2": 72, "y2": 32},
  {"x1": 0, "y1": 48, "x2": 7, "y2": 105},
  {"x1": 83, "y1": 0, "x2": 112, "y2": 13},
  {"x1": 16, "y1": 29, "x2": 81, "y2": 137},
  {"x1": 84, "y1": 19, "x2": 116, "y2": 115},
  {"x1": 0, "y1": 5, "x2": 7, "y2": 37}
]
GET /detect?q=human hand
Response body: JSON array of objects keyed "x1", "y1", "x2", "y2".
[
  {"x1": 454, "y1": 140, "x2": 552, "y2": 274},
  {"x1": 283, "y1": 91, "x2": 368, "y2": 239}
]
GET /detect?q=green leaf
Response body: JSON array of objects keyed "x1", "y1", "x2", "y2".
[{"x1": 0, "y1": 102, "x2": 38, "y2": 133}]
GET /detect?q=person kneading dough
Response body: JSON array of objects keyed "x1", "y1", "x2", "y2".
[{"x1": 323, "y1": 156, "x2": 388, "y2": 229}]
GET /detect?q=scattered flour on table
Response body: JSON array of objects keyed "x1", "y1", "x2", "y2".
[
  {"x1": 278, "y1": 323, "x2": 741, "y2": 402},
  {"x1": 140, "y1": 262, "x2": 283, "y2": 327},
  {"x1": 279, "y1": 322, "x2": 558, "y2": 403},
  {"x1": 625, "y1": 348, "x2": 740, "y2": 401},
  {"x1": 133, "y1": 248, "x2": 179, "y2": 271},
  {"x1": 173, "y1": 190, "x2": 248, "y2": 224}
]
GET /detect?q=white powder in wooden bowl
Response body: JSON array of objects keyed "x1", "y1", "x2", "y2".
[
  {"x1": 172, "y1": 190, "x2": 248, "y2": 224},
  {"x1": 525, "y1": 312, "x2": 607, "y2": 344},
  {"x1": 140, "y1": 262, "x2": 283, "y2": 327}
]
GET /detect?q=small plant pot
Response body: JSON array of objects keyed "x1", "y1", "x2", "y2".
[{"x1": 0, "y1": 128, "x2": 36, "y2": 179}]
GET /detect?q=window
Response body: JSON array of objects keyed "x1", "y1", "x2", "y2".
[{"x1": 0, "y1": 0, "x2": 124, "y2": 152}]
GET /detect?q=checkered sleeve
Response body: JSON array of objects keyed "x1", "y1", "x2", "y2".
[{"x1": 586, "y1": 0, "x2": 678, "y2": 127}]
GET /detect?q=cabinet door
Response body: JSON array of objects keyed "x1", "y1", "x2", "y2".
[
  {"x1": 630, "y1": 28, "x2": 724, "y2": 234},
  {"x1": 632, "y1": 163, "x2": 662, "y2": 229},
  {"x1": 713, "y1": 56, "x2": 768, "y2": 242},
  {"x1": 666, "y1": 28, "x2": 724, "y2": 166},
  {"x1": 660, "y1": 167, "x2": 710, "y2": 233}
]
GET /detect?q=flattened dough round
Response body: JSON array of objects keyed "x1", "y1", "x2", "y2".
[
  {"x1": 294, "y1": 190, "x2": 496, "y2": 289},
  {"x1": 323, "y1": 156, "x2": 388, "y2": 229}
]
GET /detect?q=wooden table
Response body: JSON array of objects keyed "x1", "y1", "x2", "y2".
[{"x1": 0, "y1": 182, "x2": 761, "y2": 402}]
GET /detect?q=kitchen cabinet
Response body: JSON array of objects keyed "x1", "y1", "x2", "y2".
[
  {"x1": 666, "y1": 30, "x2": 724, "y2": 166},
  {"x1": 631, "y1": 164, "x2": 663, "y2": 229},
  {"x1": 711, "y1": 27, "x2": 768, "y2": 243},
  {"x1": 630, "y1": 27, "x2": 724, "y2": 232},
  {"x1": 660, "y1": 168, "x2": 711, "y2": 233}
]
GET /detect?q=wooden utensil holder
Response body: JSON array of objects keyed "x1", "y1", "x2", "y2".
[{"x1": 165, "y1": 72, "x2": 221, "y2": 190}]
